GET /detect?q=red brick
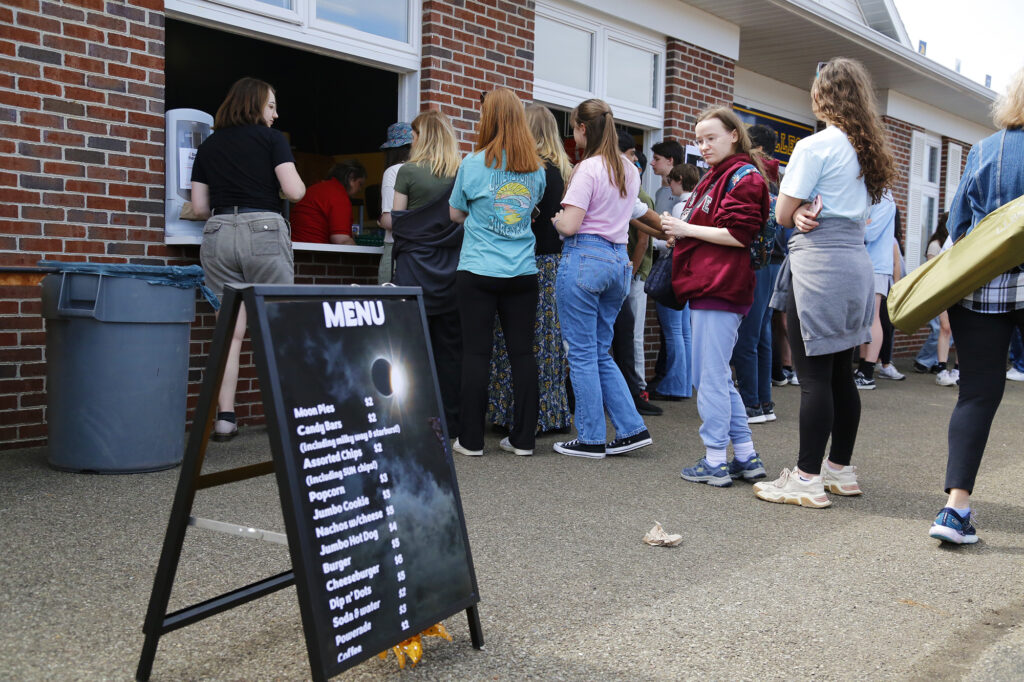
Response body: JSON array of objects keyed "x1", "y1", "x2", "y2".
[
  {"x1": 65, "y1": 86, "x2": 104, "y2": 104},
  {"x1": 42, "y1": 130, "x2": 84, "y2": 146},
  {"x1": 85, "y1": 104, "x2": 126, "y2": 122},
  {"x1": 0, "y1": 124, "x2": 39, "y2": 142},
  {"x1": 21, "y1": 206, "x2": 63, "y2": 220},
  {"x1": 43, "y1": 223, "x2": 86, "y2": 238},
  {"x1": 42, "y1": 65, "x2": 86, "y2": 86},
  {"x1": 20, "y1": 111, "x2": 64, "y2": 128},
  {"x1": 43, "y1": 162, "x2": 85, "y2": 176},
  {"x1": 107, "y1": 63, "x2": 146, "y2": 81},
  {"x1": 42, "y1": 34, "x2": 87, "y2": 54},
  {"x1": 41, "y1": 192, "x2": 84, "y2": 207},
  {"x1": 64, "y1": 240, "x2": 105, "y2": 254},
  {"x1": 0, "y1": 219, "x2": 40, "y2": 234},
  {"x1": 68, "y1": 118, "x2": 106, "y2": 134},
  {"x1": 108, "y1": 182, "x2": 146, "y2": 197},
  {"x1": 86, "y1": 166, "x2": 125, "y2": 181},
  {"x1": 107, "y1": 33, "x2": 145, "y2": 51},
  {"x1": 86, "y1": 195, "x2": 125, "y2": 211},
  {"x1": 63, "y1": 23, "x2": 103, "y2": 42},
  {"x1": 64, "y1": 55, "x2": 105, "y2": 73},
  {"x1": 0, "y1": 56, "x2": 41, "y2": 77}
]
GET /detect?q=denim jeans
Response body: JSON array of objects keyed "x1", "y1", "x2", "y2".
[
  {"x1": 915, "y1": 317, "x2": 941, "y2": 368},
  {"x1": 556, "y1": 234, "x2": 646, "y2": 444},
  {"x1": 1009, "y1": 327, "x2": 1024, "y2": 372},
  {"x1": 655, "y1": 302, "x2": 692, "y2": 397},
  {"x1": 732, "y1": 263, "x2": 778, "y2": 407},
  {"x1": 690, "y1": 308, "x2": 752, "y2": 450},
  {"x1": 627, "y1": 276, "x2": 648, "y2": 390}
]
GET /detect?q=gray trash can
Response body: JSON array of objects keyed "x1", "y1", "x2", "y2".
[{"x1": 39, "y1": 262, "x2": 212, "y2": 473}]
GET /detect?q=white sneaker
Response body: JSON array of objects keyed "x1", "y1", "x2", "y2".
[
  {"x1": 753, "y1": 468, "x2": 832, "y2": 508},
  {"x1": 876, "y1": 364, "x2": 905, "y2": 381},
  {"x1": 1007, "y1": 367, "x2": 1024, "y2": 382},
  {"x1": 822, "y1": 462, "x2": 862, "y2": 495},
  {"x1": 499, "y1": 436, "x2": 532, "y2": 456},
  {"x1": 452, "y1": 438, "x2": 483, "y2": 457},
  {"x1": 935, "y1": 369, "x2": 957, "y2": 386}
]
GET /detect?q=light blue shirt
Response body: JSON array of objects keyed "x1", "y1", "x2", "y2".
[
  {"x1": 780, "y1": 125, "x2": 871, "y2": 221},
  {"x1": 450, "y1": 151, "x2": 545, "y2": 278},
  {"x1": 864, "y1": 190, "x2": 896, "y2": 275}
]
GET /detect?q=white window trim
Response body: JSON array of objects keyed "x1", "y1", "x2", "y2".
[
  {"x1": 944, "y1": 142, "x2": 963, "y2": 212},
  {"x1": 533, "y1": 1, "x2": 665, "y2": 130},
  {"x1": 906, "y1": 130, "x2": 942, "y2": 270},
  {"x1": 167, "y1": 0, "x2": 422, "y2": 72}
]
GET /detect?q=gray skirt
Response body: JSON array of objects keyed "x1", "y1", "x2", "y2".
[{"x1": 770, "y1": 217, "x2": 873, "y2": 356}]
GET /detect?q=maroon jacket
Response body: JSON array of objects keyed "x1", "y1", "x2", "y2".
[{"x1": 671, "y1": 153, "x2": 769, "y2": 313}]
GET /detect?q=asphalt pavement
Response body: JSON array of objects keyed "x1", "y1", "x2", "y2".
[{"x1": 1, "y1": 362, "x2": 1022, "y2": 681}]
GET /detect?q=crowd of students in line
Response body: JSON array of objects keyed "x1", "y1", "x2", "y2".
[{"x1": 190, "y1": 58, "x2": 1024, "y2": 545}]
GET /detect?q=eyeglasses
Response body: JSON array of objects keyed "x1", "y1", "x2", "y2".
[{"x1": 816, "y1": 61, "x2": 829, "y2": 77}]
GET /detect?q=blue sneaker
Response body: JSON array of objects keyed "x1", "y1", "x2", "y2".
[
  {"x1": 728, "y1": 454, "x2": 767, "y2": 481},
  {"x1": 680, "y1": 458, "x2": 732, "y2": 487},
  {"x1": 929, "y1": 507, "x2": 979, "y2": 545}
]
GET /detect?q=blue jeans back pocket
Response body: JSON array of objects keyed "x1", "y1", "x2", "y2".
[{"x1": 575, "y1": 253, "x2": 615, "y2": 294}]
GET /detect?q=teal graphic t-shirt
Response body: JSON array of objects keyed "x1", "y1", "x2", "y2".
[{"x1": 450, "y1": 151, "x2": 546, "y2": 278}]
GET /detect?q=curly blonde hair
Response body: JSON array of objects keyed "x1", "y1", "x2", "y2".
[
  {"x1": 992, "y1": 67, "x2": 1024, "y2": 129},
  {"x1": 812, "y1": 57, "x2": 895, "y2": 203}
]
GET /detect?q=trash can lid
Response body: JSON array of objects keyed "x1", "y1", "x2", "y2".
[{"x1": 38, "y1": 260, "x2": 220, "y2": 310}]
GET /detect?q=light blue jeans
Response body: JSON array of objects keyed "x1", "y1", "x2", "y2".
[
  {"x1": 655, "y1": 302, "x2": 692, "y2": 397},
  {"x1": 690, "y1": 307, "x2": 753, "y2": 450},
  {"x1": 556, "y1": 234, "x2": 647, "y2": 445},
  {"x1": 915, "y1": 317, "x2": 941, "y2": 368}
]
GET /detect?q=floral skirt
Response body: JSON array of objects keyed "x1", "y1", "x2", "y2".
[{"x1": 487, "y1": 253, "x2": 570, "y2": 433}]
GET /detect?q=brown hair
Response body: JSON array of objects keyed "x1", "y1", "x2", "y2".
[
  {"x1": 570, "y1": 98, "x2": 628, "y2": 197},
  {"x1": 525, "y1": 103, "x2": 573, "y2": 183},
  {"x1": 214, "y1": 77, "x2": 274, "y2": 129},
  {"x1": 992, "y1": 66, "x2": 1024, "y2": 129},
  {"x1": 812, "y1": 57, "x2": 895, "y2": 202},
  {"x1": 695, "y1": 106, "x2": 766, "y2": 177},
  {"x1": 668, "y1": 163, "x2": 701, "y2": 192},
  {"x1": 475, "y1": 88, "x2": 542, "y2": 173},
  {"x1": 409, "y1": 110, "x2": 461, "y2": 178}
]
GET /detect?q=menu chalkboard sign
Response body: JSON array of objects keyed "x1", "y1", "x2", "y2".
[
  {"x1": 251, "y1": 287, "x2": 480, "y2": 677},
  {"x1": 136, "y1": 285, "x2": 482, "y2": 682}
]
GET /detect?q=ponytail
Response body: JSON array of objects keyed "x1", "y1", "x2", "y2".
[{"x1": 571, "y1": 99, "x2": 628, "y2": 197}]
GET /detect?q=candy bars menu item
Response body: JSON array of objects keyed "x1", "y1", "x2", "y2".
[{"x1": 259, "y1": 294, "x2": 478, "y2": 678}]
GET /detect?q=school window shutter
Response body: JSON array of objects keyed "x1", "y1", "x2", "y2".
[
  {"x1": 944, "y1": 142, "x2": 963, "y2": 211},
  {"x1": 906, "y1": 130, "x2": 926, "y2": 269}
]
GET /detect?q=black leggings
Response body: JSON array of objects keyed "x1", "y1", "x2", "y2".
[
  {"x1": 879, "y1": 294, "x2": 894, "y2": 366},
  {"x1": 944, "y1": 305, "x2": 1024, "y2": 493},
  {"x1": 787, "y1": 297, "x2": 861, "y2": 475},
  {"x1": 456, "y1": 271, "x2": 539, "y2": 451}
]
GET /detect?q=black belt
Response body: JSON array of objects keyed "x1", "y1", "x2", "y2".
[{"x1": 212, "y1": 206, "x2": 277, "y2": 215}]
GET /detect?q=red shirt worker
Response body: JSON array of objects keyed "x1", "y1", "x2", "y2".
[{"x1": 290, "y1": 159, "x2": 367, "y2": 245}]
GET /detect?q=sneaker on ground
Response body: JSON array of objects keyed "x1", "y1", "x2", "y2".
[
  {"x1": 929, "y1": 507, "x2": 979, "y2": 544},
  {"x1": 913, "y1": 361, "x2": 931, "y2": 373},
  {"x1": 605, "y1": 429, "x2": 653, "y2": 455},
  {"x1": 680, "y1": 458, "x2": 733, "y2": 487},
  {"x1": 753, "y1": 468, "x2": 831, "y2": 508},
  {"x1": 499, "y1": 436, "x2": 532, "y2": 456},
  {"x1": 212, "y1": 419, "x2": 238, "y2": 442},
  {"x1": 745, "y1": 404, "x2": 766, "y2": 424},
  {"x1": 822, "y1": 462, "x2": 862, "y2": 495},
  {"x1": 788, "y1": 371, "x2": 800, "y2": 386},
  {"x1": 554, "y1": 439, "x2": 606, "y2": 459},
  {"x1": 853, "y1": 370, "x2": 876, "y2": 390},
  {"x1": 728, "y1": 454, "x2": 767, "y2": 481},
  {"x1": 452, "y1": 438, "x2": 483, "y2": 457},
  {"x1": 634, "y1": 391, "x2": 664, "y2": 416},
  {"x1": 771, "y1": 374, "x2": 789, "y2": 387},
  {"x1": 1008, "y1": 367, "x2": 1024, "y2": 382},
  {"x1": 876, "y1": 363, "x2": 906, "y2": 381},
  {"x1": 935, "y1": 369, "x2": 957, "y2": 386},
  {"x1": 649, "y1": 390, "x2": 684, "y2": 402},
  {"x1": 761, "y1": 402, "x2": 777, "y2": 422},
  {"x1": 950, "y1": 368, "x2": 960, "y2": 382}
]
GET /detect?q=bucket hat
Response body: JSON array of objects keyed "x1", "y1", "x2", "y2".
[{"x1": 380, "y1": 122, "x2": 413, "y2": 149}]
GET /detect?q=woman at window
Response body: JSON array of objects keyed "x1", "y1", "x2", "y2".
[
  {"x1": 190, "y1": 76, "x2": 305, "y2": 441},
  {"x1": 448, "y1": 88, "x2": 546, "y2": 457},
  {"x1": 660, "y1": 108, "x2": 769, "y2": 486},
  {"x1": 755, "y1": 57, "x2": 895, "y2": 507},
  {"x1": 929, "y1": 66, "x2": 1024, "y2": 544},
  {"x1": 389, "y1": 110, "x2": 463, "y2": 437},
  {"x1": 550, "y1": 98, "x2": 652, "y2": 459}
]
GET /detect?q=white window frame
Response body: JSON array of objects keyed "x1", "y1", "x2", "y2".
[
  {"x1": 167, "y1": 0, "x2": 422, "y2": 74},
  {"x1": 532, "y1": 1, "x2": 665, "y2": 130},
  {"x1": 944, "y1": 142, "x2": 963, "y2": 211},
  {"x1": 906, "y1": 130, "x2": 942, "y2": 270}
]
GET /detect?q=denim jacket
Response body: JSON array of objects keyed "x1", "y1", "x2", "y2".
[
  {"x1": 948, "y1": 128, "x2": 1024, "y2": 240},
  {"x1": 947, "y1": 127, "x2": 1024, "y2": 312}
]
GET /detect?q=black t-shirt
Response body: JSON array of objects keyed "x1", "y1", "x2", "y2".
[
  {"x1": 532, "y1": 161, "x2": 565, "y2": 255},
  {"x1": 191, "y1": 125, "x2": 294, "y2": 212}
]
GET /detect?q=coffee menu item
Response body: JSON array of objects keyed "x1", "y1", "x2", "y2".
[{"x1": 255, "y1": 293, "x2": 479, "y2": 679}]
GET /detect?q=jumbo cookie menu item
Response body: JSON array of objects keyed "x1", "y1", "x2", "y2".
[{"x1": 261, "y1": 295, "x2": 477, "y2": 677}]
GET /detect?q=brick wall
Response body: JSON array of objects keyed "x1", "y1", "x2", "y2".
[
  {"x1": 420, "y1": 0, "x2": 535, "y2": 151},
  {"x1": 642, "y1": 38, "x2": 736, "y2": 382},
  {"x1": 0, "y1": 0, "x2": 379, "y2": 450}
]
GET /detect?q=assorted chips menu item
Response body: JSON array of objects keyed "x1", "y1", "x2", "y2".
[{"x1": 261, "y1": 295, "x2": 477, "y2": 678}]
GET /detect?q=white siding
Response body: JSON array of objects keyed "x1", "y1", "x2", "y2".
[
  {"x1": 811, "y1": 0, "x2": 868, "y2": 25},
  {"x1": 883, "y1": 90, "x2": 993, "y2": 145},
  {"x1": 733, "y1": 68, "x2": 815, "y2": 126}
]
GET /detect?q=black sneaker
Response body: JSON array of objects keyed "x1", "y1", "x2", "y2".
[
  {"x1": 634, "y1": 391, "x2": 663, "y2": 416},
  {"x1": 912, "y1": 361, "x2": 930, "y2": 373},
  {"x1": 853, "y1": 369, "x2": 876, "y2": 390},
  {"x1": 649, "y1": 390, "x2": 684, "y2": 401},
  {"x1": 761, "y1": 402, "x2": 777, "y2": 422},
  {"x1": 746, "y1": 404, "x2": 766, "y2": 424},
  {"x1": 554, "y1": 439, "x2": 606, "y2": 459},
  {"x1": 605, "y1": 429, "x2": 653, "y2": 455}
]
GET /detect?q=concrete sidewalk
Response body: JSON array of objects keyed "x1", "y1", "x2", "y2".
[{"x1": 1, "y1": 363, "x2": 1023, "y2": 681}]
